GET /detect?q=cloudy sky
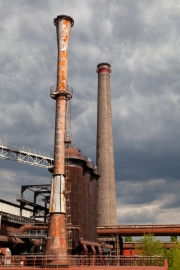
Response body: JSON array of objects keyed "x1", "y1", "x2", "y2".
[{"x1": 1, "y1": 0, "x2": 180, "y2": 225}]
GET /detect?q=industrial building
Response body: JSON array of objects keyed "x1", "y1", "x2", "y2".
[{"x1": 0, "y1": 14, "x2": 173, "y2": 269}]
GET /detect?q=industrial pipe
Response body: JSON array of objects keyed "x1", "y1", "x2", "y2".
[
  {"x1": 9, "y1": 225, "x2": 79, "y2": 233},
  {"x1": 82, "y1": 243, "x2": 88, "y2": 255},
  {"x1": 6, "y1": 224, "x2": 48, "y2": 236},
  {"x1": 91, "y1": 245, "x2": 96, "y2": 255},
  {"x1": 123, "y1": 242, "x2": 180, "y2": 250},
  {"x1": 79, "y1": 240, "x2": 101, "y2": 247},
  {"x1": 19, "y1": 224, "x2": 48, "y2": 232},
  {"x1": 79, "y1": 240, "x2": 102, "y2": 256},
  {"x1": 97, "y1": 225, "x2": 180, "y2": 236},
  {"x1": 0, "y1": 235, "x2": 25, "y2": 244},
  {"x1": 98, "y1": 246, "x2": 102, "y2": 256},
  {"x1": 101, "y1": 243, "x2": 114, "y2": 249}
]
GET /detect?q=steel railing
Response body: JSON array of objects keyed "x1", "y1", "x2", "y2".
[
  {"x1": 0, "y1": 140, "x2": 53, "y2": 159},
  {"x1": 0, "y1": 255, "x2": 168, "y2": 269}
]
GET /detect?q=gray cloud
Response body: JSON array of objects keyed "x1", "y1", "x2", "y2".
[{"x1": 1, "y1": 0, "x2": 180, "y2": 224}]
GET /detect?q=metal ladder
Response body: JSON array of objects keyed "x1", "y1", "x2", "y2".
[
  {"x1": 65, "y1": 95, "x2": 73, "y2": 252},
  {"x1": 65, "y1": 142, "x2": 72, "y2": 252}
]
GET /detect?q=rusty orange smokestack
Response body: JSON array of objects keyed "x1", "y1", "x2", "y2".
[{"x1": 45, "y1": 15, "x2": 74, "y2": 267}]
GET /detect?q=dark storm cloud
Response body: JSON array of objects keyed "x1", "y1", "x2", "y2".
[
  {"x1": 116, "y1": 177, "x2": 180, "y2": 207},
  {"x1": 115, "y1": 144, "x2": 180, "y2": 182},
  {"x1": 1, "y1": 0, "x2": 180, "y2": 224}
]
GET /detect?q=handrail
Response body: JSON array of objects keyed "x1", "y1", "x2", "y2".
[
  {"x1": 0, "y1": 140, "x2": 53, "y2": 159},
  {"x1": 0, "y1": 255, "x2": 168, "y2": 268}
]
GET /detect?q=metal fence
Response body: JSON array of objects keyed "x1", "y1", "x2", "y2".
[
  {"x1": 70, "y1": 255, "x2": 166, "y2": 267},
  {"x1": 0, "y1": 255, "x2": 168, "y2": 269}
]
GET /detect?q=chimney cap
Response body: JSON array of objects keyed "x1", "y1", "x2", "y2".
[
  {"x1": 96, "y1": 63, "x2": 111, "y2": 73},
  {"x1": 97, "y1": 62, "x2": 111, "y2": 68},
  {"x1": 54, "y1": 15, "x2": 74, "y2": 27}
]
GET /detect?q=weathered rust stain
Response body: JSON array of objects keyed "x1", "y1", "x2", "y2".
[
  {"x1": 60, "y1": 51, "x2": 67, "y2": 58},
  {"x1": 54, "y1": 95, "x2": 66, "y2": 174},
  {"x1": 45, "y1": 214, "x2": 68, "y2": 265},
  {"x1": 46, "y1": 15, "x2": 74, "y2": 267}
]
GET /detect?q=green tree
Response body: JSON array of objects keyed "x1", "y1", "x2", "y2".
[
  {"x1": 135, "y1": 234, "x2": 180, "y2": 269},
  {"x1": 136, "y1": 234, "x2": 164, "y2": 256},
  {"x1": 124, "y1": 236, "x2": 132, "y2": 242},
  {"x1": 165, "y1": 241, "x2": 180, "y2": 270},
  {"x1": 170, "y1": 236, "x2": 178, "y2": 242}
]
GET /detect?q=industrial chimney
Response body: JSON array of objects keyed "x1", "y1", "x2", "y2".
[
  {"x1": 96, "y1": 63, "x2": 117, "y2": 226},
  {"x1": 45, "y1": 15, "x2": 74, "y2": 267}
]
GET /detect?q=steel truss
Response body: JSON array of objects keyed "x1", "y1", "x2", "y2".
[{"x1": 0, "y1": 140, "x2": 53, "y2": 168}]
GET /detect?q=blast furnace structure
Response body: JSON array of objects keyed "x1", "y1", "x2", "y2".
[{"x1": 96, "y1": 63, "x2": 117, "y2": 226}]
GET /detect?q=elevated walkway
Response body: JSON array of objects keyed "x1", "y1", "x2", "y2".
[
  {"x1": 0, "y1": 140, "x2": 53, "y2": 168},
  {"x1": 0, "y1": 211, "x2": 36, "y2": 225}
]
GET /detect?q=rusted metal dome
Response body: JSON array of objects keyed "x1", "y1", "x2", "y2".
[{"x1": 67, "y1": 147, "x2": 82, "y2": 157}]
